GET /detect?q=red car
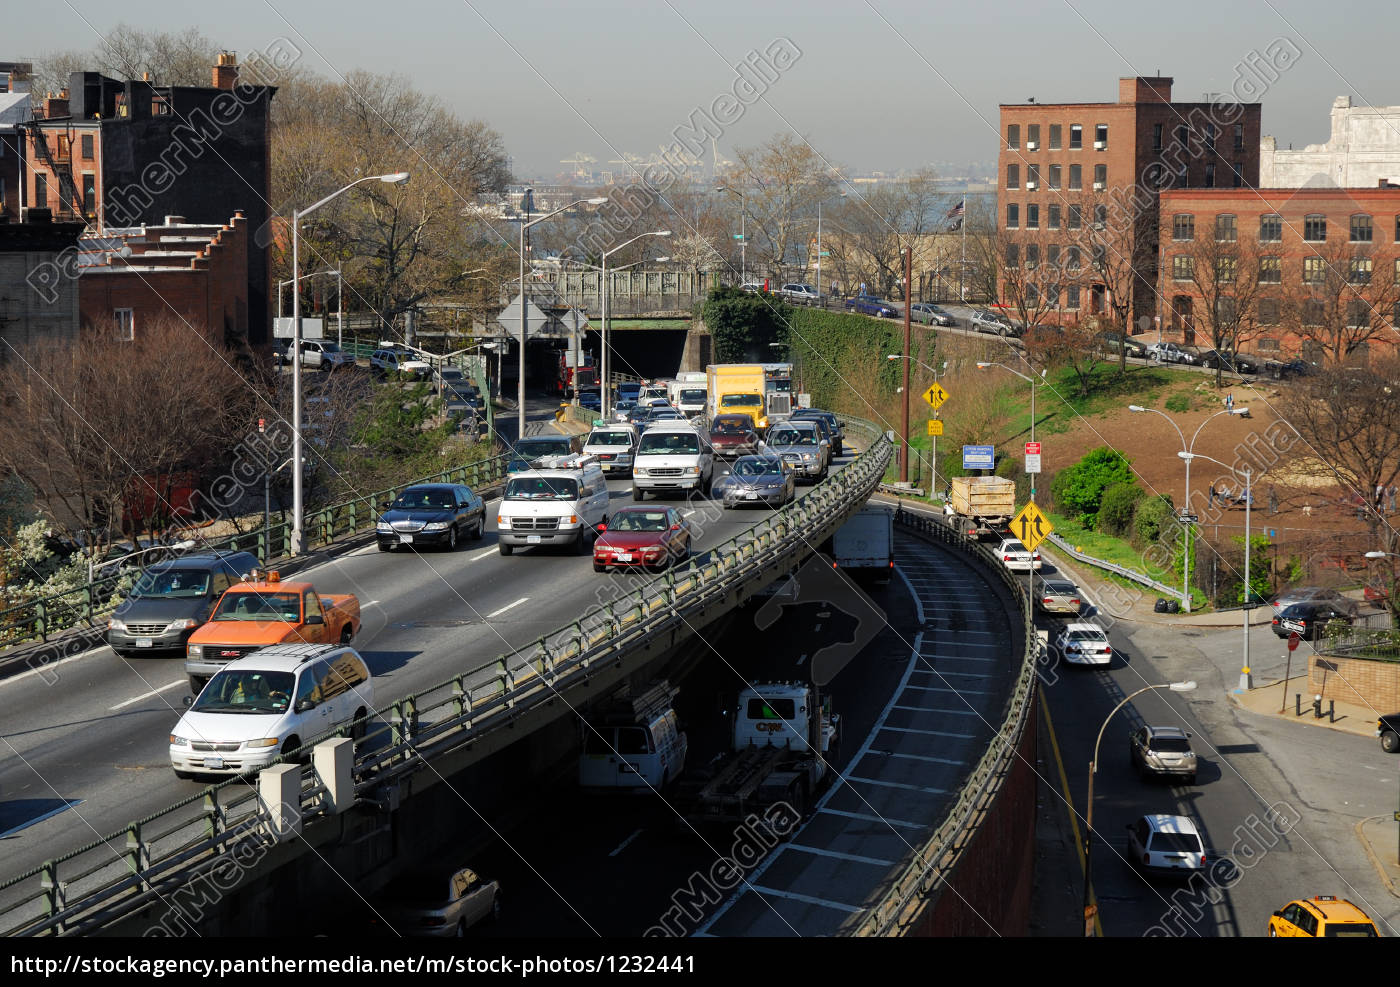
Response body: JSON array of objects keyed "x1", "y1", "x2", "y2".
[
  {"x1": 708, "y1": 413, "x2": 759, "y2": 458},
  {"x1": 593, "y1": 506, "x2": 693, "y2": 573}
]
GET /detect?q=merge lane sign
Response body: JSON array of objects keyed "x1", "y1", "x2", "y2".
[
  {"x1": 1012, "y1": 501, "x2": 1053, "y2": 552},
  {"x1": 923, "y1": 383, "x2": 949, "y2": 410}
]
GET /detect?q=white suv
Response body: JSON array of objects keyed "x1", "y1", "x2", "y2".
[
  {"x1": 169, "y1": 644, "x2": 373, "y2": 778},
  {"x1": 1126, "y1": 814, "x2": 1207, "y2": 875},
  {"x1": 632, "y1": 422, "x2": 713, "y2": 500},
  {"x1": 299, "y1": 339, "x2": 356, "y2": 369},
  {"x1": 583, "y1": 425, "x2": 639, "y2": 476},
  {"x1": 496, "y1": 454, "x2": 610, "y2": 555}
]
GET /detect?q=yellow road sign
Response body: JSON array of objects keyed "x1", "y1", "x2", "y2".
[
  {"x1": 923, "y1": 382, "x2": 949, "y2": 410},
  {"x1": 1012, "y1": 501, "x2": 1053, "y2": 552},
  {"x1": 927, "y1": 419, "x2": 944, "y2": 436}
]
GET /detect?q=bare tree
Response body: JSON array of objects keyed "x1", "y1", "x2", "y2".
[
  {"x1": 725, "y1": 134, "x2": 837, "y2": 281},
  {"x1": 1163, "y1": 217, "x2": 1267, "y2": 386},
  {"x1": 821, "y1": 169, "x2": 953, "y2": 295},
  {"x1": 33, "y1": 24, "x2": 220, "y2": 98},
  {"x1": 1279, "y1": 237, "x2": 1400, "y2": 367}
]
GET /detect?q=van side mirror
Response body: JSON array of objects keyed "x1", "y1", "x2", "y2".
[
  {"x1": 182, "y1": 695, "x2": 193, "y2": 707},
  {"x1": 295, "y1": 699, "x2": 315, "y2": 713}
]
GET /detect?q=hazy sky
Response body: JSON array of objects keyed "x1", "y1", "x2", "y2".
[{"x1": 11, "y1": 0, "x2": 1398, "y2": 178}]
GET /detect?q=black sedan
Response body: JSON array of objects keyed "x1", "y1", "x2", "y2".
[
  {"x1": 1271, "y1": 601, "x2": 1354, "y2": 641},
  {"x1": 376, "y1": 483, "x2": 486, "y2": 552}
]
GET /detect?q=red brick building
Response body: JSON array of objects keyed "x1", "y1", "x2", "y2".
[
  {"x1": 78, "y1": 213, "x2": 249, "y2": 346},
  {"x1": 1157, "y1": 185, "x2": 1400, "y2": 363},
  {"x1": 997, "y1": 77, "x2": 1261, "y2": 332}
]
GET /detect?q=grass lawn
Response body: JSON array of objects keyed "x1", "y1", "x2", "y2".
[{"x1": 1046, "y1": 510, "x2": 1209, "y2": 610}]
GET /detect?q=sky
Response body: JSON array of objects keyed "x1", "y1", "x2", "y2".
[{"x1": 10, "y1": 0, "x2": 1399, "y2": 180}]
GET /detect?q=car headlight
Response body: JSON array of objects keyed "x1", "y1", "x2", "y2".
[
  {"x1": 634, "y1": 467, "x2": 648, "y2": 476},
  {"x1": 108, "y1": 618, "x2": 127, "y2": 632},
  {"x1": 376, "y1": 522, "x2": 393, "y2": 533},
  {"x1": 422, "y1": 522, "x2": 449, "y2": 532},
  {"x1": 685, "y1": 466, "x2": 700, "y2": 475},
  {"x1": 187, "y1": 645, "x2": 202, "y2": 658},
  {"x1": 496, "y1": 516, "x2": 509, "y2": 528},
  {"x1": 244, "y1": 738, "x2": 280, "y2": 749},
  {"x1": 166, "y1": 618, "x2": 199, "y2": 631},
  {"x1": 169, "y1": 734, "x2": 190, "y2": 747},
  {"x1": 802, "y1": 453, "x2": 812, "y2": 461}
]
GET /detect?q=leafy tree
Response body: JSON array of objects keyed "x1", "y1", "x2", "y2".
[
  {"x1": 701, "y1": 286, "x2": 792, "y2": 363},
  {"x1": 1097, "y1": 481, "x2": 1143, "y2": 536},
  {"x1": 1132, "y1": 494, "x2": 1177, "y2": 547},
  {"x1": 1049, "y1": 446, "x2": 1133, "y2": 522}
]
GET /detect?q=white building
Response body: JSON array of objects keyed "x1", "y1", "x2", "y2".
[{"x1": 1261, "y1": 96, "x2": 1400, "y2": 188}]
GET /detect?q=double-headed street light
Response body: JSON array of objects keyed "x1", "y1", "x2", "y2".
[
  {"x1": 1083, "y1": 680, "x2": 1197, "y2": 935},
  {"x1": 291, "y1": 171, "x2": 410, "y2": 556},
  {"x1": 600, "y1": 231, "x2": 671, "y2": 418}
]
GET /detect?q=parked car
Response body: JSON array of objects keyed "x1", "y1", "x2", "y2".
[
  {"x1": 1095, "y1": 331, "x2": 1148, "y2": 358},
  {"x1": 1268, "y1": 586, "x2": 1355, "y2": 616},
  {"x1": 780, "y1": 283, "x2": 820, "y2": 305},
  {"x1": 1125, "y1": 814, "x2": 1207, "y2": 876},
  {"x1": 1145, "y1": 342, "x2": 1195, "y2": 364},
  {"x1": 1195, "y1": 348, "x2": 1256, "y2": 374},
  {"x1": 593, "y1": 505, "x2": 693, "y2": 572},
  {"x1": 1057, "y1": 621, "x2": 1112, "y2": 666},
  {"x1": 1376, "y1": 712, "x2": 1400, "y2": 753},
  {"x1": 790, "y1": 409, "x2": 845, "y2": 456},
  {"x1": 970, "y1": 310, "x2": 1020, "y2": 336},
  {"x1": 1128, "y1": 726, "x2": 1197, "y2": 784},
  {"x1": 709, "y1": 413, "x2": 761, "y2": 458},
  {"x1": 996, "y1": 537, "x2": 1041, "y2": 572},
  {"x1": 298, "y1": 339, "x2": 356, "y2": 369},
  {"x1": 1262, "y1": 357, "x2": 1316, "y2": 379},
  {"x1": 1035, "y1": 577, "x2": 1082, "y2": 615},
  {"x1": 763, "y1": 421, "x2": 829, "y2": 483},
  {"x1": 1271, "y1": 601, "x2": 1354, "y2": 641},
  {"x1": 1268, "y1": 896, "x2": 1378, "y2": 937},
  {"x1": 739, "y1": 282, "x2": 765, "y2": 294},
  {"x1": 169, "y1": 644, "x2": 373, "y2": 779},
  {"x1": 106, "y1": 551, "x2": 260, "y2": 659},
  {"x1": 712, "y1": 455, "x2": 795, "y2": 508},
  {"x1": 909, "y1": 302, "x2": 957, "y2": 327},
  {"x1": 377, "y1": 866, "x2": 501, "y2": 937},
  {"x1": 845, "y1": 294, "x2": 898, "y2": 318},
  {"x1": 376, "y1": 483, "x2": 485, "y2": 552}
]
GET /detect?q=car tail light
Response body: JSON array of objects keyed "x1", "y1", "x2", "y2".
[
  {"x1": 1199, "y1": 854, "x2": 1207, "y2": 867},
  {"x1": 1071, "y1": 599, "x2": 1080, "y2": 605},
  {"x1": 1143, "y1": 853, "x2": 1151, "y2": 865},
  {"x1": 1105, "y1": 646, "x2": 1112, "y2": 654},
  {"x1": 1042, "y1": 597, "x2": 1053, "y2": 604},
  {"x1": 1271, "y1": 618, "x2": 1279, "y2": 626},
  {"x1": 1004, "y1": 555, "x2": 1012, "y2": 561}
]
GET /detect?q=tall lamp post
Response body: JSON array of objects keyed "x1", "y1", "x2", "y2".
[
  {"x1": 564, "y1": 256, "x2": 668, "y2": 415},
  {"x1": 600, "y1": 231, "x2": 671, "y2": 418},
  {"x1": 1181, "y1": 450, "x2": 1257, "y2": 687},
  {"x1": 976, "y1": 361, "x2": 1045, "y2": 501},
  {"x1": 291, "y1": 171, "x2": 410, "y2": 555},
  {"x1": 1128, "y1": 406, "x2": 1247, "y2": 612},
  {"x1": 715, "y1": 185, "x2": 746, "y2": 284},
  {"x1": 1084, "y1": 680, "x2": 1197, "y2": 935},
  {"x1": 516, "y1": 197, "x2": 608, "y2": 439},
  {"x1": 886, "y1": 354, "x2": 947, "y2": 493}
]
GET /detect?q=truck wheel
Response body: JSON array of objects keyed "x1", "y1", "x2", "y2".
[
  {"x1": 632, "y1": 487, "x2": 645, "y2": 502},
  {"x1": 1382, "y1": 730, "x2": 1400, "y2": 754},
  {"x1": 340, "y1": 626, "x2": 354, "y2": 644},
  {"x1": 575, "y1": 528, "x2": 591, "y2": 555},
  {"x1": 498, "y1": 542, "x2": 513, "y2": 556},
  {"x1": 189, "y1": 675, "x2": 208, "y2": 695}
]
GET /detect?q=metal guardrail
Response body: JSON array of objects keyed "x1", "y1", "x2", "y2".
[
  {"x1": 0, "y1": 423, "x2": 893, "y2": 937},
  {"x1": 851, "y1": 506, "x2": 1035, "y2": 937},
  {"x1": 0, "y1": 455, "x2": 509, "y2": 651},
  {"x1": 1044, "y1": 531, "x2": 1180, "y2": 599}
]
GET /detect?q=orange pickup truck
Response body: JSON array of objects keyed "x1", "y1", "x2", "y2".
[{"x1": 183, "y1": 571, "x2": 360, "y2": 693}]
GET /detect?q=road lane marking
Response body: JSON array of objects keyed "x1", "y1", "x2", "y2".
[
  {"x1": 742, "y1": 885, "x2": 862, "y2": 913},
  {"x1": 1041, "y1": 689, "x2": 1103, "y2": 937},
  {"x1": 785, "y1": 843, "x2": 894, "y2": 867},
  {"x1": 817, "y1": 807, "x2": 924, "y2": 830},
  {"x1": 796, "y1": 653, "x2": 808, "y2": 665},
  {"x1": 486, "y1": 597, "x2": 529, "y2": 619},
  {"x1": 109, "y1": 679, "x2": 186, "y2": 710},
  {"x1": 365, "y1": 600, "x2": 380, "y2": 607},
  {"x1": 469, "y1": 547, "x2": 497, "y2": 561},
  {"x1": 608, "y1": 828, "x2": 644, "y2": 857}
]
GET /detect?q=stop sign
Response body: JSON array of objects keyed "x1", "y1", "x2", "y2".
[{"x1": 1287, "y1": 631, "x2": 1300, "y2": 651}]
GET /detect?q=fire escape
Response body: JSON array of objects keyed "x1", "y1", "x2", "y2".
[{"x1": 28, "y1": 125, "x2": 88, "y2": 225}]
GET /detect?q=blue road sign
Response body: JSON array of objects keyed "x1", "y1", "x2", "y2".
[{"x1": 963, "y1": 445, "x2": 995, "y2": 470}]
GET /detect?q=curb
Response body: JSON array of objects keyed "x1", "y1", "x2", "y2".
[
  {"x1": 1355, "y1": 815, "x2": 1400, "y2": 898},
  {"x1": 1223, "y1": 680, "x2": 1376, "y2": 739}
]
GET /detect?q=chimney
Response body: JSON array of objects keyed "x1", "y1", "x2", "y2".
[
  {"x1": 212, "y1": 51, "x2": 238, "y2": 90},
  {"x1": 1119, "y1": 76, "x2": 1173, "y2": 104},
  {"x1": 43, "y1": 89, "x2": 70, "y2": 119}
]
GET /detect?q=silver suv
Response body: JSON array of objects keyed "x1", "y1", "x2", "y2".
[
  {"x1": 1128, "y1": 725, "x2": 1197, "y2": 784},
  {"x1": 763, "y1": 421, "x2": 829, "y2": 482},
  {"x1": 970, "y1": 310, "x2": 1020, "y2": 336},
  {"x1": 780, "y1": 283, "x2": 819, "y2": 305}
]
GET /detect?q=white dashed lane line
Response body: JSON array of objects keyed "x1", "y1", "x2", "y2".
[
  {"x1": 486, "y1": 597, "x2": 529, "y2": 619},
  {"x1": 109, "y1": 680, "x2": 186, "y2": 711}
]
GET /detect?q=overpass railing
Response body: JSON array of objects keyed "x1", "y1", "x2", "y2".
[{"x1": 0, "y1": 424, "x2": 893, "y2": 937}]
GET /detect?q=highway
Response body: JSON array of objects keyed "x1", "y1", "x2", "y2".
[{"x1": 0, "y1": 399, "x2": 860, "y2": 888}]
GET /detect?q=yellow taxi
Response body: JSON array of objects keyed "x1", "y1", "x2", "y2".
[{"x1": 1268, "y1": 896, "x2": 1378, "y2": 937}]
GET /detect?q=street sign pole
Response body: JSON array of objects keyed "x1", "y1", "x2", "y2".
[{"x1": 1280, "y1": 631, "x2": 1300, "y2": 713}]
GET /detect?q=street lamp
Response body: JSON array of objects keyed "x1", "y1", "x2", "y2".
[
  {"x1": 1083, "y1": 679, "x2": 1197, "y2": 936},
  {"x1": 1129, "y1": 406, "x2": 1248, "y2": 613},
  {"x1": 517, "y1": 197, "x2": 609, "y2": 438},
  {"x1": 600, "y1": 231, "x2": 671, "y2": 418},
  {"x1": 715, "y1": 185, "x2": 747, "y2": 284},
  {"x1": 291, "y1": 171, "x2": 410, "y2": 555},
  {"x1": 888, "y1": 354, "x2": 947, "y2": 492},
  {"x1": 976, "y1": 361, "x2": 1046, "y2": 501}
]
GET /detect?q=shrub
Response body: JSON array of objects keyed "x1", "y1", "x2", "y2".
[
  {"x1": 1049, "y1": 446, "x2": 1133, "y2": 516},
  {"x1": 1132, "y1": 494, "x2": 1177, "y2": 546},
  {"x1": 1098, "y1": 482, "x2": 1143, "y2": 536},
  {"x1": 1164, "y1": 391, "x2": 1193, "y2": 413}
]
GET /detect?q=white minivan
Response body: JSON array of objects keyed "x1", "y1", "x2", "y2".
[
  {"x1": 583, "y1": 425, "x2": 639, "y2": 476},
  {"x1": 496, "y1": 454, "x2": 610, "y2": 555},
  {"x1": 579, "y1": 695, "x2": 688, "y2": 790},
  {"x1": 632, "y1": 422, "x2": 713, "y2": 500}
]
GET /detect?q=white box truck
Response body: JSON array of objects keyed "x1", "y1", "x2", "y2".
[{"x1": 832, "y1": 507, "x2": 893, "y2": 583}]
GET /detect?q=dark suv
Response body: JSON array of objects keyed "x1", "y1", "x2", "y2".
[
  {"x1": 791, "y1": 409, "x2": 844, "y2": 456},
  {"x1": 1377, "y1": 713, "x2": 1400, "y2": 753},
  {"x1": 106, "y1": 551, "x2": 259, "y2": 658}
]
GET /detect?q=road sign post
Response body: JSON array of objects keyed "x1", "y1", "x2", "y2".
[
  {"x1": 1280, "y1": 631, "x2": 1301, "y2": 713},
  {"x1": 1025, "y1": 440, "x2": 1042, "y2": 475}
]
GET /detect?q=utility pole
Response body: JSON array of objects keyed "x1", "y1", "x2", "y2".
[{"x1": 901, "y1": 246, "x2": 912, "y2": 484}]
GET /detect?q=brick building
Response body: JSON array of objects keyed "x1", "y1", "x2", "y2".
[
  {"x1": 0, "y1": 62, "x2": 33, "y2": 222},
  {"x1": 1157, "y1": 185, "x2": 1400, "y2": 364},
  {"x1": 18, "y1": 53, "x2": 275, "y2": 343},
  {"x1": 77, "y1": 212, "x2": 249, "y2": 346},
  {"x1": 997, "y1": 76, "x2": 1261, "y2": 332}
]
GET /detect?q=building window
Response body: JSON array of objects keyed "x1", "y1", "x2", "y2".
[
  {"x1": 1258, "y1": 257, "x2": 1281, "y2": 283},
  {"x1": 1394, "y1": 300, "x2": 1400, "y2": 326},
  {"x1": 1027, "y1": 164, "x2": 1040, "y2": 188},
  {"x1": 1093, "y1": 204, "x2": 1107, "y2": 227},
  {"x1": 1233, "y1": 123, "x2": 1244, "y2": 151},
  {"x1": 1026, "y1": 203, "x2": 1040, "y2": 229},
  {"x1": 82, "y1": 174, "x2": 95, "y2": 215},
  {"x1": 1025, "y1": 283, "x2": 1040, "y2": 306},
  {"x1": 1093, "y1": 163, "x2": 1107, "y2": 188},
  {"x1": 1304, "y1": 214, "x2": 1327, "y2": 241},
  {"x1": 1047, "y1": 204, "x2": 1061, "y2": 230},
  {"x1": 1259, "y1": 214, "x2": 1282, "y2": 242},
  {"x1": 1068, "y1": 164, "x2": 1082, "y2": 190},
  {"x1": 1026, "y1": 124, "x2": 1040, "y2": 148},
  {"x1": 1232, "y1": 162, "x2": 1244, "y2": 187},
  {"x1": 1006, "y1": 163, "x2": 1019, "y2": 190},
  {"x1": 1302, "y1": 256, "x2": 1326, "y2": 283},
  {"x1": 1349, "y1": 258, "x2": 1373, "y2": 284},
  {"x1": 1070, "y1": 124, "x2": 1082, "y2": 150},
  {"x1": 1204, "y1": 163, "x2": 1215, "y2": 188},
  {"x1": 1153, "y1": 124, "x2": 1163, "y2": 151},
  {"x1": 115, "y1": 308, "x2": 134, "y2": 341},
  {"x1": 1347, "y1": 299, "x2": 1370, "y2": 327},
  {"x1": 80, "y1": 133, "x2": 94, "y2": 159},
  {"x1": 1395, "y1": 257, "x2": 1400, "y2": 282},
  {"x1": 1176, "y1": 124, "x2": 1189, "y2": 148},
  {"x1": 1257, "y1": 337, "x2": 1280, "y2": 351},
  {"x1": 1026, "y1": 243, "x2": 1040, "y2": 268},
  {"x1": 1066, "y1": 245, "x2": 1082, "y2": 269},
  {"x1": 1172, "y1": 255, "x2": 1193, "y2": 281},
  {"x1": 1048, "y1": 164, "x2": 1061, "y2": 189},
  {"x1": 1006, "y1": 203, "x2": 1019, "y2": 228},
  {"x1": 34, "y1": 173, "x2": 47, "y2": 210},
  {"x1": 1395, "y1": 216, "x2": 1400, "y2": 242},
  {"x1": 1258, "y1": 298, "x2": 1280, "y2": 324},
  {"x1": 1048, "y1": 124, "x2": 1062, "y2": 150},
  {"x1": 1172, "y1": 214, "x2": 1195, "y2": 240},
  {"x1": 1005, "y1": 243, "x2": 1019, "y2": 266},
  {"x1": 1006, "y1": 124, "x2": 1020, "y2": 150},
  {"x1": 1204, "y1": 123, "x2": 1217, "y2": 150},
  {"x1": 1094, "y1": 123, "x2": 1108, "y2": 148},
  {"x1": 1176, "y1": 164, "x2": 1188, "y2": 187},
  {"x1": 1215, "y1": 297, "x2": 1236, "y2": 323},
  {"x1": 1351, "y1": 214, "x2": 1373, "y2": 242},
  {"x1": 1047, "y1": 243, "x2": 1061, "y2": 266},
  {"x1": 1216, "y1": 257, "x2": 1237, "y2": 283},
  {"x1": 1067, "y1": 205, "x2": 1082, "y2": 230},
  {"x1": 1065, "y1": 285, "x2": 1081, "y2": 309},
  {"x1": 1215, "y1": 214, "x2": 1237, "y2": 241}
]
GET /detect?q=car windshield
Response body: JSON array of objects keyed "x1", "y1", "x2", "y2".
[
  {"x1": 211, "y1": 592, "x2": 301, "y2": 622},
  {"x1": 680, "y1": 388, "x2": 706, "y2": 403},
  {"x1": 1325, "y1": 924, "x2": 1378, "y2": 937},
  {"x1": 391, "y1": 488, "x2": 456, "y2": 510},
  {"x1": 515, "y1": 438, "x2": 572, "y2": 457},
  {"x1": 638, "y1": 432, "x2": 699, "y2": 455},
  {"x1": 1150, "y1": 737, "x2": 1192, "y2": 753},
  {"x1": 609, "y1": 511, "x2": 669, "y2": 532},
  {"x1": 721, "y1": 394, "x2": 762, "y2": 407},
  {"x1": 504, "y1": 476, "x2": 580, "y2": 501},
  {"x1": 769, "y1": 429, "x2": 815, "y2": 446},
  {"x1": 191, "y1": 670, "x2": 295, "y2": 714},
  {"x1": 712, "y1": 418, "x2": 751, "y2": 433},
  {"x1": 588, "y1": 431, "x2": 632, "y2": 447},
  {"x1": 1147, "y1": 831, "x2": 1202, "y2": 853},
  {"x1": 130, "y1": 569, "x2": 212, "y2": 599},
  {"x1": 734, "y1": 459, "x2": 783, "y2": 477}
]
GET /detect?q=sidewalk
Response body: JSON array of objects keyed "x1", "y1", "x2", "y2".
[{"x1": 1226, "y1": 676, "x2": 1378, "y2": 738}]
